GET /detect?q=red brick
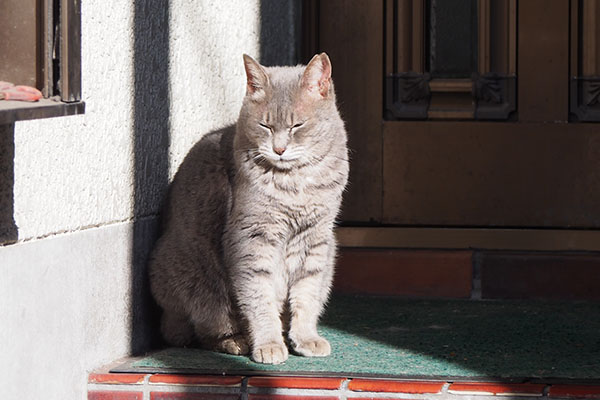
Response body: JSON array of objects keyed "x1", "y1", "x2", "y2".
[
  {"x1": 480, "y1": 252, "x2": 600, "y2": 300},
  {"x1": 348, "y1": 379, "x2": 444, "y2": 393},
  {"x1": 348, "y1": 398, "x2": 411, "y2": 400},
  {"x1": 348, "y1": 398, "x2": 406, "y2": 400},
  {"x1": 151, "y1": 394, "x2": 239, "y2": 400},
  {"x1": 89, "y1": 373, "x2": 147, "y2": 384},
  {"x1": 88, "y1": 391, "x2": 142, "y2": 400},
  {"x1": 248, "y1": 377, "x2": 345, "y2": 390},
  {"x1": 249, "y1": 396, "x2": 338, "y2": 400},
  {"x1": 149, "y1": 374, "x2": 242, "y2": 386},
  {"x1": 334, "y1": 249, "x2": 473, "y2": 298},
  {"x1": 549, "y1": 385, "x2": 600, "y2": 398},
  {"x1": 448, "y1": 383, "x2": 546, "y2": 396}
]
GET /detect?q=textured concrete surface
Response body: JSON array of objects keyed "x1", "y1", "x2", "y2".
[
  {"x1": 0, "y1": 219, "x2": 156, "y2": 400},
  {"x1": 12, "y1": 0, "x2": 136, "y2": 240},
  {"x1": 167, "y1": 0, "x2": 261, "y2": 178},
  {"x1": 10, "y1": 0, "x2": 299, "y2": 241},
  {"x1": 2, "y1": 0, "x2": 299, "y2": 399}
]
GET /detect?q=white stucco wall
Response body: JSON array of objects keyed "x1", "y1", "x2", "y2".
[
  {"x1": 10, "y1": 0, "x2": 265, "y2": 241},
  {"x1": 0, "y1": 1, "x2": 298, "y2": 399},
  {"x1": 12, "y1": 0, "x2": 135, "y2": 240},
  {"x1": 168, "y1": 0, "x2": 261, "y2": 176}
]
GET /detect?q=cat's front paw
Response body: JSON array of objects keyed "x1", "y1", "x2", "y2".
[
  {"x1": 252, "y1": 342, "x2": 289, "y2": 364},
  {"x1": 291, "y1": 336, "x2": 331, "y2": 357}
]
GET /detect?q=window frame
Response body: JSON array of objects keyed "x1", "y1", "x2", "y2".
[
  {"x1": 0, "y1": 0, "x2": 84, "y2": 124},
  {"x1": 570, "y1": 0, "x2": 600, "y2": 122},
  {"x1": 384, "y1": 0, "x2": 517, "y2": 121}
]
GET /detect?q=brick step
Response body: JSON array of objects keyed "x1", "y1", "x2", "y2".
[{"x1": 88, "y1": 371, "x2": 600, "y2": 400}]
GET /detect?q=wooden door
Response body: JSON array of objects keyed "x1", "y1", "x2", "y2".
[{"x1": 304, "y1": 0, "x2": 600, "y2": 248}]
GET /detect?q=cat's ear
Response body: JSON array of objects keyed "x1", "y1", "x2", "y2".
[
  {"x1": 243, "y1": 54, "x2": 269, "y2": 100},
  {"x1": 301, "y1": 52, "x2": 332, "y2": 99}
]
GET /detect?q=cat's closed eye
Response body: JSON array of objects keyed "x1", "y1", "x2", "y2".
[
  {"x1": 258, "y1": 123, "x2": 273, "y2": 133},
  {"x1": 289, "y1": 122, "x2": 305, "y2": 133}
]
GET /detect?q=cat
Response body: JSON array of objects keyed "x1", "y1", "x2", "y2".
[{"x1": 149, "y1": 53, "x2": 349, "y2": 364}]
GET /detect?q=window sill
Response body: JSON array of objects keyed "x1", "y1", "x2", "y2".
[{"x1": 0, "y1": 98, "x2": 85, "y2": 124}]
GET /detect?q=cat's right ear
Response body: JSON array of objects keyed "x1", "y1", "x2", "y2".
[{"x1": 243, "y1": 54, "x2": 269, "y2": 100}]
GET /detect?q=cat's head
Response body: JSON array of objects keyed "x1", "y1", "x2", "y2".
[{"x1": 237, "y1": 53, "x2": 343, "y2": 170}]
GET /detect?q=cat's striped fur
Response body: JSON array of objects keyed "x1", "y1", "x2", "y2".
[{"x1": 149, "y1": 53, "x2": 349, "y2": 364}]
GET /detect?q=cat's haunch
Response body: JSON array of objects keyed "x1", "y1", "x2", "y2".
[{"x1": 149, "y1": 53, "x2": 349, "y2": 364}]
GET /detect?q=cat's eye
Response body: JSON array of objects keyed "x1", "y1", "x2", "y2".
[
  {"x1": 291, "y1": 122, "x2": 305, "y2": 129},
  {"x1": 258, "y1": 123, "x2": 273, "y2": 133}
]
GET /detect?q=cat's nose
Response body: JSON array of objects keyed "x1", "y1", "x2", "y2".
[{"x1": 273, "y1": 146, "x2": 286, "y2": 155}]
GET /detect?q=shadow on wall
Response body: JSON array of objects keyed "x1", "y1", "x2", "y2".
[
  {"x1": 259, "y1": 0, "x2": 302, "y2": 66},
  {"x1": 0, "y1": 123, "x2": 17, "y2": 245},
  {"x1": 126, "y1": 0, "x2": 303, "y2": 355},
  {"x1": 130, "y1": 0, "x2": 171, "y2": 354}
]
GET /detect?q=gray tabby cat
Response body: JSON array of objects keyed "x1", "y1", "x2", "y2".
[{"x1": 149, "y1": 53, "x2": 348, "y2": 364}]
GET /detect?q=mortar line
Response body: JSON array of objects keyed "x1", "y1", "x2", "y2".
[
  {"x1": 241, "y1": 376, "x2": 249, "y2": 400},
  {"x1": 143, "y1": 373, "x2": 151, "y2": 400}
]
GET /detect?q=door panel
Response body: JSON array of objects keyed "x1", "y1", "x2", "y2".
[
  {"x1": 518, "y1": 0, "x2": 569, "y2": 122},
  {"x1": 383, "y1": 121, "x2": 600, "y2": 227},
  {"x1": 313, "y1": 0, "x2": 384, "y2": 223},
  {"x1": 308, "y1": 0, "x2": 600, "y2": 231}
]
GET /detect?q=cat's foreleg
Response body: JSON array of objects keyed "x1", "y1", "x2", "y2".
[
  {"x1": 231, "y1": 245, "x2": 289, "y2": 364},
  {"x1": 287, "y1": 240, "x2": 335, "y2": 357}
]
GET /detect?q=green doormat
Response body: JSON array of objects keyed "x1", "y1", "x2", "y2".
[{"x1": 117, "y1": 296, "x2": 600, "y2": 381}]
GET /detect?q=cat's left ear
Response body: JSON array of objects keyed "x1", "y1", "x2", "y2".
[{"x1": 301, "y1": 53, "x2": 332, "y2": 99}]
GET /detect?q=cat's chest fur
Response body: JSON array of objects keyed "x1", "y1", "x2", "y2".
[
  {"x1": 225, "y1": 153, "x2": 345, "y2": 256},
  {"x1": 268, "y1": 172, "x2": 329, "y2": 227},
  {"x1": 246, "y1": 161, "x2": 342, "y2": 220}
]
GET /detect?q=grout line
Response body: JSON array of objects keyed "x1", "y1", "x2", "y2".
[
  {"x1": 442, "y1": 382, "x2": 452, "y2": 393},
  {"x1": 249, "y1": 387, "x2": 343, "y2": 396},
  {"x1": 341, "y1": 391, "x2": 447, "y2": 399},
  {"x1": 143, "y1": 374, "x2": 151, "y2": 400},
  {"x1": 145, "y1": 384, "x2": 242, "y2": 394},
  {"x1": 88, "y1": 383, "x2": 146, "y2": 392},
  {"x1": 542, "y1": 384, "x2": 551, "y2": 397},
  {"x1": 241, "y1": 376, "x2": 249, "y2": 400},
  {"x1": 339, "y1": 378, "x2": 350, "y2": 400}
]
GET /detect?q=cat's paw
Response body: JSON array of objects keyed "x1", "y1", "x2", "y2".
[
  {"x1": 216, "y1": 335, "x2": 250, "y2": 355},
  {"x1": 291, "y1": 336, "x2": 331, "y2": 357},
  {"x1": 252, "y1": 342, "x2": 289, "y2": 364}
]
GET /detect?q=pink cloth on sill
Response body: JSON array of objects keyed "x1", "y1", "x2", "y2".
[{"x1": 0, "y1": 81, "x2": 43, "y2": 102}]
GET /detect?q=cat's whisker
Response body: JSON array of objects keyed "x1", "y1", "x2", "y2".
[{"x1": 252, "y1": 153, "x2": 270, "y2": 166}]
